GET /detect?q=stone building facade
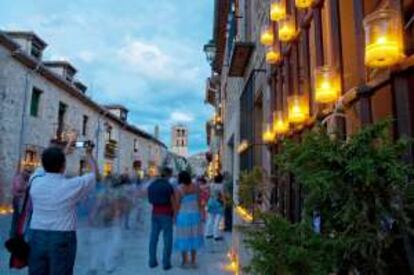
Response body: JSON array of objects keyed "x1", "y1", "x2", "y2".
[
  {"x1": 206, "y1": 0, "x2": 414, "y2": 270},
  {"x1": 0, "y1": 31, "x2": 168, "y2": 202}
]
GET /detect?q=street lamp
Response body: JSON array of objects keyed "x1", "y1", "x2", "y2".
[{"x1": 203, "y1": 39, "x2": 216, "y2": 66}]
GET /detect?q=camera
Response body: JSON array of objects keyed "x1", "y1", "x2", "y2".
[{"x1": 74, "y1": 140, "x2": 95, "y2": 149}]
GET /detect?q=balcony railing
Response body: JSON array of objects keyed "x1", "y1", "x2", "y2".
[
  {"x1": 104, "y1": 139, "x2": 118, "y2": 159},
  {"x1": 50, "y1": 123, "x2": 76, "y2": 145}
]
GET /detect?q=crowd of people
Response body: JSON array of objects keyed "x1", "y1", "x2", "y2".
[{"x1": 5, "y1": 140, "x2": 233, "y2": 274}]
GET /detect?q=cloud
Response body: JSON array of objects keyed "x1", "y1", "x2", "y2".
[
  {"x1": 117, "y1": 38, "x2": 202, "y2": 87},
  {"x1": 170, "y1": 111, "x2": 194, "y2": 123},
  {"x1": 77, "y1": 51, "x2": 96, "y2": 63}
]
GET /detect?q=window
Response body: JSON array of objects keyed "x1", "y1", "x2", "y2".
[
  {"x1": 120, "y1": 110, "x2": 127, "y2": 122},
  {"x1": 133, "y1": 139, "x2": 138, "y2": 152},
  {"x1": 56, "y1": 102, "x2": 67, "y2": 140},
  {"x1": 82, "y1": 115, "x2": 88, "y2": 136},
  {"x1": 30, "y1": 88, "x2": 42, "y2": 117},
  {"x1": 24, "y1": 149, "x2": 36, "y2": 163},
  {"x1": 105, "y1": 126, "x2": 112, "y2": 141},
  {"x1": 31, "y1": 43, "x2": 42, "y2": 59}
]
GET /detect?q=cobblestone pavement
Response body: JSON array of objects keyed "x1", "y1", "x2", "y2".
[{"x1": 0, "y1": 198, "x2": 232, "y2": 275}]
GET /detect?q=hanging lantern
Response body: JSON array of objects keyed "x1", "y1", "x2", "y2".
[
  {"x1": 262, "y1": 123, "x2": 275, "y2": 144},
  {"x1": 287, "y1": 95, "x2": 309, "y2": 124},
  {"x1": 314, "y1": 66, "x2": 341, "y2": 104},
  {"x1": 278, "y1": 15, "x2": 296, "y2": 42},
  {"x1": 266, "y1": 45, "x2": 281, "y2": 64},
  {"x1": 270, "y1": 0, "x2": 286, "y2": 21},
  {"x1": 273, "y1": 111, "x2": 289, "y2": 135},
  {"x1": 295, "y1": 0, "x2": 314, "y2": 9},
  {"x1": 363, "y1": 9, "x2": 405, "y2": 68},
  {"x1": 260, "y1": 24, "x2": 274, "y2": 46},
  {"x1": 214, "y1": 113, "x2": 222, "y2": 124}
]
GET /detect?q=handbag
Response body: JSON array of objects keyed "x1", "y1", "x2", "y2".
[{"x1": 4, "y1": 174, "x2": 40, "y2": 269}]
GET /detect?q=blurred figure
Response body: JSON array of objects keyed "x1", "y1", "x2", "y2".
[
  {"x1": 205, "y1": 174, "x2": 225, "y2": 241},
  {"x1": 174, "y1": 171, "x2": 204, "y2": 269},
  {"x1": 147, "y1": 167, "x2": 177, "y2": 270},
  {"x1": 198, "y1": 177, "x2": 209, "y2": 222},
  {"x1": 118, "y1": 174, "x2": 133, "y2": 230},
  {"x1": 10, "y1": 169, "x2": 31, "y2": 236},
  {"x1": 88, "y1": 175, "x2": 123, "y2": 274},
  {"x1": 165, "y1": 167, "x2": 178, "y2": 190}
]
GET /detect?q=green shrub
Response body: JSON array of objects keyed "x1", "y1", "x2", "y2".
[{"x1": 244, "y1": 120, "x2": 413, "y2": 274}]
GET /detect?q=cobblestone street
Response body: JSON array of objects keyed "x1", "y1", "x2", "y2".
[{"x1": 0, "y1": 198, "x2": 232, "y2": 275}]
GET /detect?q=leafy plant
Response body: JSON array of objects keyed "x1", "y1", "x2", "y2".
[
  {"x1": 238, "y1": 166, "x2": 264, "y2": 210},
  {"x1": 244, "y1": 214, "x2": 343, "y2": 275},
  {"x1": 244, "y1": 120, "x2": 413, "y2": 274}
]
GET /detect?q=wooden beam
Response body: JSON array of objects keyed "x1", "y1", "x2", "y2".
[
  {"x1": 313, "y1": 7, "x2": 324, "y2": 66},
  {"x1": 352, "y1": 0, "x2": 366, "y2": 85}
]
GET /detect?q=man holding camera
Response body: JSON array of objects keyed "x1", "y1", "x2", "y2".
[{"x1": 28, "y1": 141, "x2": 99, "y2": 275}]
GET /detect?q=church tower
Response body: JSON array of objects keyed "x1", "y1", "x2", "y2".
[{"x1": 171, "y1": 124, "x2": 188, "y2": 157}]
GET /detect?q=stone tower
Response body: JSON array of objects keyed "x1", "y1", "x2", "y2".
[{"x1": 171, "y1": 124, "x2": 188, "y2": 157}]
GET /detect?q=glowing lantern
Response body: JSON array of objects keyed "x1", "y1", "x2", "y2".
[
  {"x1": 273, "y1": 111, "x2": 289, "y2": 135},
  {"x1": 237, "y1": 140, "x2": 249, "y2": 154},
  {"x1": 278, "y1": 15, "x2": 296, "y2": 42},
  {"x1": 225, "y1": 249, "x2": 240, "y2": 274},
  {"x1": 295, "y1": 0, "x2": 314, "y2": 9},
  {"x1": 263, "y1": 123, "x2": 275, "y2": 144},
  {"x1": 314, "y1": 66, "x2": 341, "y2": 104},
  {"x1": 214, "y1": 113, "x2": 222, "y2": 124},
  {"x1": 363, "y1": 9, "x2": 404, "y2": 68},
  {"x1": 266, "y1": 46, "x2": 281, "y2": 64},
  {"x1": 235, "y1": 206, "x2": 253, "y2": 223},
  {"x1": 260, "y1": 24, "x2": 274, "y2": 46},
  {"x1": 270, "y1": 0, "x2": 286, "y2": 21},
  {"x1": 288, "y1": 95, "x2": 309, "y2": 124}
]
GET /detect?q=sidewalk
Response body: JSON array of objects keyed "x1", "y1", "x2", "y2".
[{"x1": 0, "y1": 198, "x2": 232, "y2": 275}]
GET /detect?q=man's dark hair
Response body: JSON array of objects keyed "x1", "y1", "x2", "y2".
[
  {"x1": 160, "y1": 166, "x2": 173, "y2": 178},
  {"x1": 178, "y1": 171, "x2": 192, "y2": 185},
  {"x1": 214, "y1": 173, "x2": 223, "y2": 184},
  {"x1": 41, "y1": 147, "x2": 66, "y2": 173},
  {"x1": 197, "y1": 176, "x2": 207, "y2": 184}
]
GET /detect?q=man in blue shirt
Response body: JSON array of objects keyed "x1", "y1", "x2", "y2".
[{"x1": 147, "y1": 167, "x2": 177, "y2": 270}]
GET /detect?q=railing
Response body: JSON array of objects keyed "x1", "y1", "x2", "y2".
[
  {"x1": 50, "y1": 123, "x2": 76, "y2": 145},
  {"x1": 104, "y1": 139, "x2": 118, "y2": 159}
]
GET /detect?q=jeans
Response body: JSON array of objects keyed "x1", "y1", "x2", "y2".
[
  {"x1": 28, "y1": 229, "x2": 77, "y2": 275},
  {"x1": 205, "y1": 213, "x2": 223, "y2": 238},
  {"x1": 149, "y1": 215, "x2": 173, "y2": 268}
]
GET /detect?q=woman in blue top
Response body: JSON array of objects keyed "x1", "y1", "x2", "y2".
[{"x1": 174, "y1": 171, "x2": 204, "y2": 269}]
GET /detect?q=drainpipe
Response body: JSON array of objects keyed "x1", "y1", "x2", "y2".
[
  {"x1": 16, "y1": 50, "x2": 41, "y2": 172},
  {"x1": 117, "y1": 122, "x2": 127, "y2": 174},
  {"x1": 96, "y1": 110, "x2": 109, "y2": 171}
]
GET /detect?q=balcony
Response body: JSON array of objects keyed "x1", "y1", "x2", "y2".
[
  {"x1": 50, "y1": 123, "x2": 74, "y2": 146},
  {"x1": 225, "y1": 3, "x2": 255, "y2": 77},
  {"x1": 228, "y1": 42, "x2": 255, "y2": 77},
  {"x1": 104, "y1": 139, "x2": 118, "y2": 159},
  {"x1": 205, "y1": 75, "x2": 220, "y2": 106}
]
